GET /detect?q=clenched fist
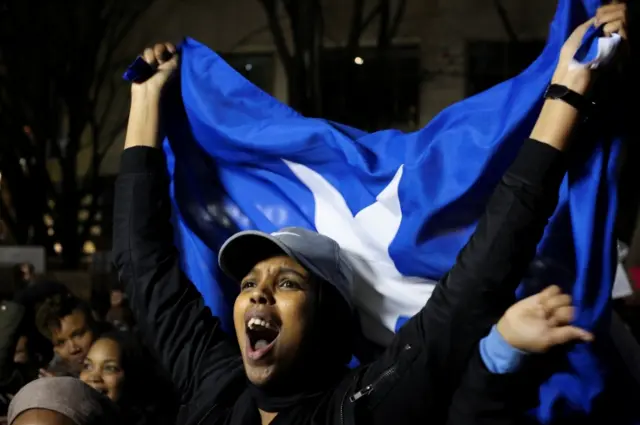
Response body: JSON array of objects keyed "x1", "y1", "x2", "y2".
[
  {"x1": 553, "y1": 2, "x2": 628, "y2": 94},
  {"x1": 125, "y1": 42, "x2": 178, "y2": 149},
  {"x1": 132, "y1": 42, "x2": 179, "y2": 96},
  {"x1": 497, "y1": 285, "x2": 594, "y2": 353}
]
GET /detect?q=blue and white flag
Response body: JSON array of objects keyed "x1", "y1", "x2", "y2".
[{"x1": 125, "y1": 0, "x2": 632, "y2": 422}]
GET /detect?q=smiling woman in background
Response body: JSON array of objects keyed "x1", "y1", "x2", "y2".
[{"x1": 79, "y1": 331, "x2": 177, "y2": 425}]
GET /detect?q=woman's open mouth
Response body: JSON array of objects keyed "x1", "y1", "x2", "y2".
[{"x1": 245, "y1": 315, "x2": 280, "y2": 361}]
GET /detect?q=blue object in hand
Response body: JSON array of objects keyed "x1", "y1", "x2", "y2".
[{"x1": 123, "y1": 56, "x2": 156, "y2": 83}]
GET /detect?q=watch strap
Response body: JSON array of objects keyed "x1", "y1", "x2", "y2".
[{"x1": 544, "y1": 84, "x2": 595, "y2": 115}]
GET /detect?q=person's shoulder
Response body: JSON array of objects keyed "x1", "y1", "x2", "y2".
[{"x1": 177, "y1": 371, "x2": 245, "y2": 425}]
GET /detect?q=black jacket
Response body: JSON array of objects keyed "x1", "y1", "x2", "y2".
[{"x1": 113, "y1": 138, "x2": 565, "y2": 425}]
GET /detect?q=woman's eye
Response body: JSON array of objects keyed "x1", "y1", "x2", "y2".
[
  {"x1": 241, "y1": 281, "x2": 256, "y2": 290},
  {"x1": 82, "y1": 363, "x2": 92, "y2": 371},
  {"x1": 105, "y1": 365, "x2": 121, "y2": 373},
  {"x1": 280, "y1": 280, "x2": 300, "y2": 289}
]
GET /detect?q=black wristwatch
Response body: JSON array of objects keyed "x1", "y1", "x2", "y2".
[{"x1": 544, "y1": 84, "x2": 595, "y2": 117}]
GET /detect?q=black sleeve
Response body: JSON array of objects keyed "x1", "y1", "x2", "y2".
[
  {"x1": 112, "y1": 147, "x2": 241, "y2": 404},
  {"x1": 0, "y1": 301, "x2": 24, "y2": 384},
  {"x1": 446, "y1": 349, "x2": 524, "y2": 425},
  {"x1": 417, "y1": 138, "x2": 566, "y2": 382},
  {"x1": 347, "y1": 139, "x2": 566, "y2": 424}
]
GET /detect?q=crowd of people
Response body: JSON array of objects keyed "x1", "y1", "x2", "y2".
[
  {"x1": 0, "y1": 277, "x2": 178, "y2": 425},
  {"x1": 0, "y1": 3, "x2": 636, "y2": 425}
]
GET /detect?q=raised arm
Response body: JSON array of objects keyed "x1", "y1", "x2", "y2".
[
  {"x1": 407, "y1": 17, "x2": 598, "y2": 375},
  {"x1": 348, "y1": 15, "x2": 621, "y2": 424},
  {"x1": 447, "y1": 283, "x2": 594, "y2": 425},
  {"x1": 112, "y1": 44, "x2": 241, "y2": 403}
]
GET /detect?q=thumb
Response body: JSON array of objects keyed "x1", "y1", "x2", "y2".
[{"x1": 546, "y1": 326, "x2": 594, "y2": 348}]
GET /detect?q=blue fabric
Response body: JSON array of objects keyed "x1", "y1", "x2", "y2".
[
  {"x1": 123, "y1": 0, "x2": 630, "y2": 422},
  {"x1": 480, "y1": 325, "x2": 527, "y2": 375}
]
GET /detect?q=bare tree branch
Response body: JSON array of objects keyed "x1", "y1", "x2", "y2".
[
  {"x1": 93, "y1": 1, "x2": 156, "y2": 103},
  {"x1": 0, "y1": 0, "x2": 159, "y2": 266},
  {"x1": 229, "y1": 24, "x2": 271, "y2": 52},
  {"x1": 493, "y1": 0, "x2": 518, "y2": 42},
  {"x1": 388, "y1": 0, "x2": 408, "y2": 40},
  {"x1": 258, "y1": 0, "x2": 294, "y2": 73},
  {"x1": 97, "y1": 75, "x2": 119, "y2": 135},
  {"x1": 347, "y1": 0, "x2": 365, "y2": 52},
  {"x1": 377, "y1": 0, "x2": 390, "y2": 48},
  {"x1": 361, "y1": 1, "x2": 384, "y2": 35},
  {"x1": 0, "y1": 195, "x2": 18, "y2": 242}
]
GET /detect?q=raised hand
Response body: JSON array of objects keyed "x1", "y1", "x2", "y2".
[
  {"x1": 553, "y1": 2, "x2": 628, "y2": 94},
  {"x1": 125, "y1": 42, "x2": 178, "y2": 149},
  {"x1": 496, "y1": 285, "x2": 594, "y2": 353},
  {"x1": 596, "y1": 2, "x2": 628, "y2": 38},
  {"x1": 132, "y1": 42, "x2": 179, "y2": 96}
]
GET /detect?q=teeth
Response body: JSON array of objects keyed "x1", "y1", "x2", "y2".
[{"x1": 247, "y1": 317, "x2": 275, "y2": 330}]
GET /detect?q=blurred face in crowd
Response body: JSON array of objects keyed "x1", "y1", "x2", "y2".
[
  {"x1": 13, "y1": 335, "x2": 30, "y2": 364},
  {"x1": 80, "y1": 338, "x2": 125, "y2": 402},
  {"x1": 233, "y1": 255, "x2": 314, "y2": 386},
  {"x1": 51, "y1": 310, "x2": 95, "y2": 366},
  {"x1": 20, "y1": 263, "x2": 34, "y2": 283},
  {"x1": 110, "y1": 290, "x2": 124, "y2": 308},
  {"x1": 11, "y1": 409, "x2": 76, "y2": 425}
]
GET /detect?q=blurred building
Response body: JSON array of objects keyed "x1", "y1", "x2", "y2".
[
  {"x1": 97, "y1": 0, "x2": 556, "y2": 174},
  {"x1": 46, "y1": 0, "x2": 557, "y2": 257}
]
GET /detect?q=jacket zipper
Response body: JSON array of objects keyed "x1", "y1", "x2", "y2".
[
  {"x1": 340, "y1": 375, "x2": 357, "y2": 425},
  {"x1": 348, "y1": 366, "x2": 396, "y2": 403},
  {"x1": 346, "y1": 344, "x2": 412, "y2": 404},
  {"x1": 196, "y1": 403, "x2": 219, "y2": 425}
]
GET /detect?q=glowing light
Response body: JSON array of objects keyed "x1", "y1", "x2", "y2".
[
  {"x1": 53, "y1": 243, "x2": 63, "y2": 254},
  {"x1": 83, "y1": 240, "x2": 96, "y2": 255},
  {"x1": 43, "y1": 215, "x2": 54, "y2": 227},
  {"x1": 354, "y1": 57, "x2": 364, "y2": 65}
]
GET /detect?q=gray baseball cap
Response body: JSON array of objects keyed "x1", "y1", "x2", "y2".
[{"x1": 218, "y1": 227, "x2": 353, "y2": 308}]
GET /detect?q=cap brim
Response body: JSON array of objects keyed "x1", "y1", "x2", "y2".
[{"x1": 218, "y1": 230, "x2": 294, "y2": 283}]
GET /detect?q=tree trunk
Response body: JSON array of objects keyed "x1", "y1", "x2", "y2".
[{"x1": 59, "y1": 127, "x2": 81, "y2": 269}]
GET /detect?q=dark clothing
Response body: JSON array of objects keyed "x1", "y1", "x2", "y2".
[
  {"x1": 113, "y1": 138, "x2": 565, "y2": 425},
  {"x1": 0, "y1": 301, "x2": 26, "y2": 415},
  {"x1": 0, "y1": 301, "x2": 24, "y2": 386}
]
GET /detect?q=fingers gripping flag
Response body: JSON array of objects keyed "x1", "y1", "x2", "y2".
[{"x1": 125, "y1": 0, "x2": 629, "y2": 422}]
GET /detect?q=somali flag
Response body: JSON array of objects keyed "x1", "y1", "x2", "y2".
[{"x1": 125, "y1": 0, "x2": 633, "y2": 422}]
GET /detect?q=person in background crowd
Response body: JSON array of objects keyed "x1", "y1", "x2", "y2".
[
  {"x1": 0, "y1": 283, "x2": 75, "y2": 417},
  {"x1": 0, "y1": 301, "x2": 29, "y2": 416},
  {"x1": 80, "y1": 331, "x2": 177, "y2": 425},
  {"x1": 113, "y1": 9, "x2": 624, "y2": 424},
  {"x1": 105, "y1": 288, "x2": 135, "y2": 332},
  {"x1": 7, "y1": 376, "x2": 121, "y2": 425},
  {"x1": 14, "y1": 280, "x2": 72, "y2": 367},
  {"x1": 35, "y1": 294, "x2": 108, "y2": 377},
  {"x1": 11, "y1": 264, "x2": 35, "y2": 293},
  {"x1": 0, "y1": 299, "x2": 54, "y2": 416}
]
